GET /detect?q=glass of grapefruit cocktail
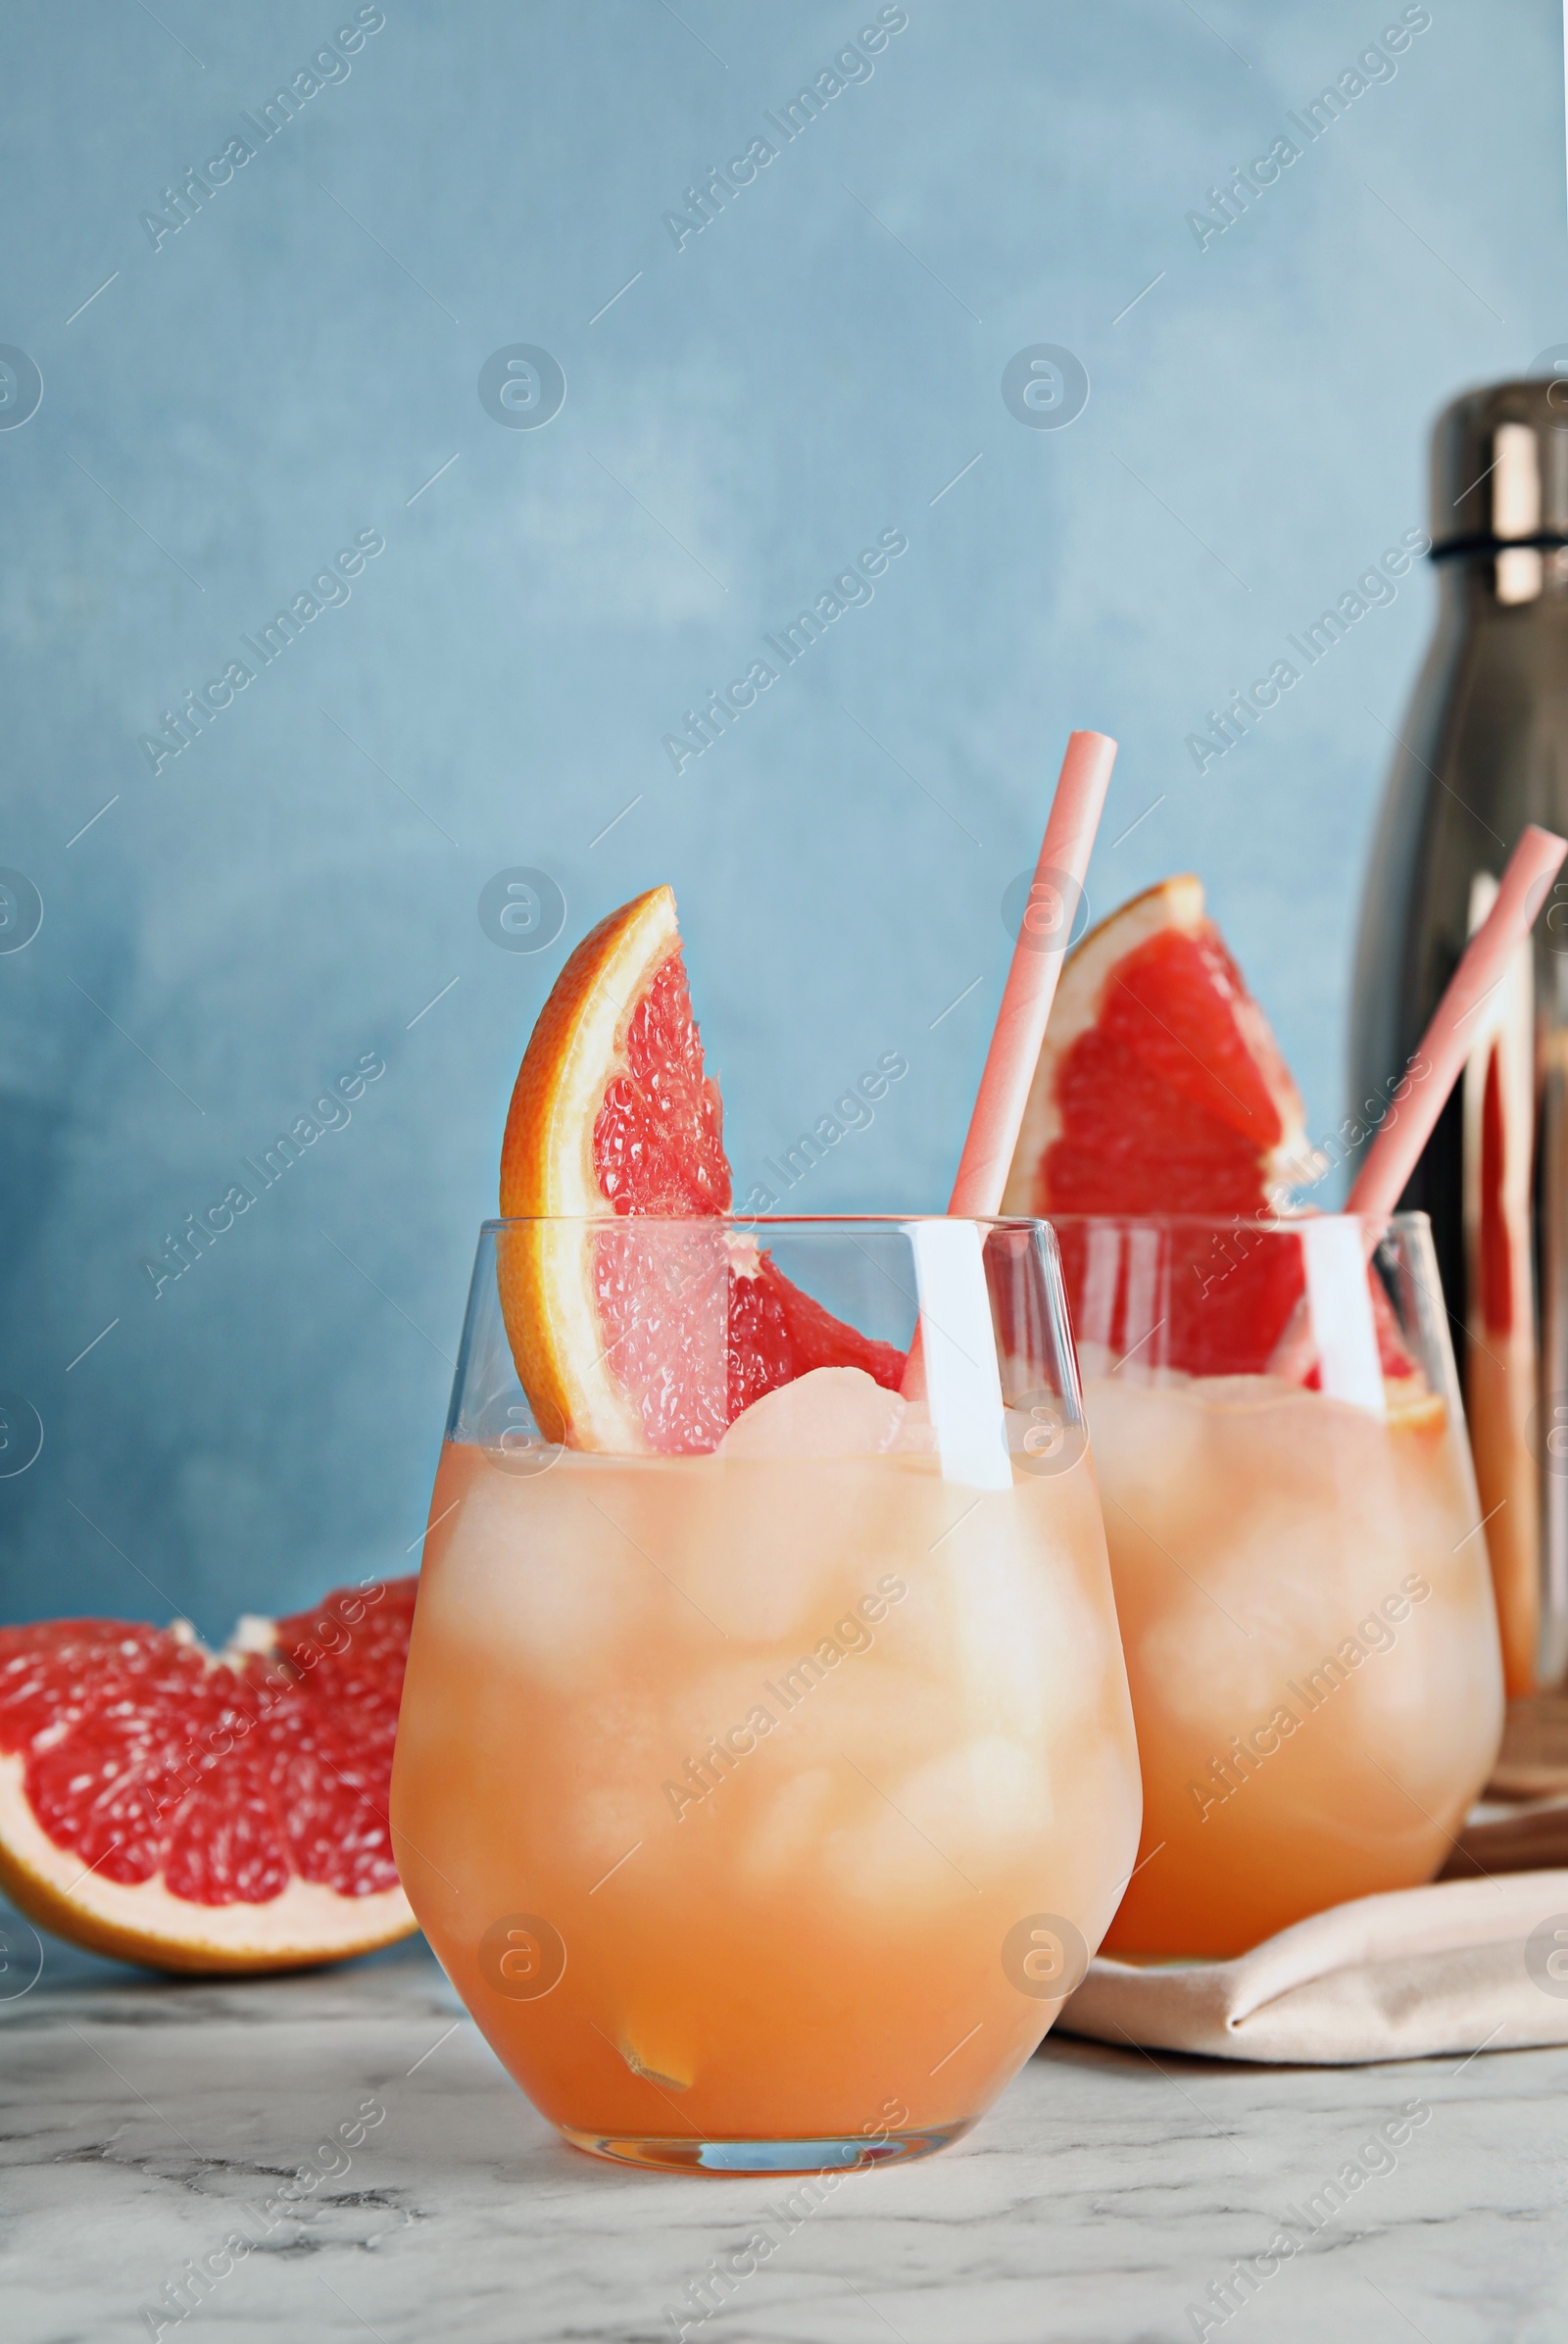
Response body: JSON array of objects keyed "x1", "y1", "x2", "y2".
[
  {"x1": 390, "y1": 883, "x2": 1139, "y2": 2169},
  {"x1": 1004, "y1": 875, "x2": 1506, "y2": 1955},
  {"x1": 389, "y1": 1213, "x2": 1141, "y2": 2171}
]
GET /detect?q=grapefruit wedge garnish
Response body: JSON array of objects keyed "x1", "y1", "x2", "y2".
[
  {"x1": 1002, "y1": 876, "x2": 1308, "y2": 1218},
  {"x1": 1003, "y1": 876, "x2": 1415, "y2": 1381},
  {"x1": 499, "y1": 885, "x2": 902, "y2": 1453},
  {"x1": 0, "y1": 1579, "x2": 417, "y2": 1973}
]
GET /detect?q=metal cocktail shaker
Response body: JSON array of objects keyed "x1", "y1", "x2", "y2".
[{"x1": 1351, "y1": 378, "x2": 1568, "y2": 1695}]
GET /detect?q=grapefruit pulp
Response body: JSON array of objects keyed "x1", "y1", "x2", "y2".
[
  {"x1": 0, "y1": 1578, "x2": 418, "y2": 1973},
  {"x1": 498, "y1": 885, "x2": 903, "y2": 1453},
  {"x1": 1003, "y1": 877, "x2": 1413, "y2": 1379}
]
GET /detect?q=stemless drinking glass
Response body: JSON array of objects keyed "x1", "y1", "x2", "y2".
[
  {"x1": 389, "y1": 1215, "x2": 1141, "y2": 2173},
  {"x1": 1052, "y1": 1211, "x2": 1505, "y2": 1958}
]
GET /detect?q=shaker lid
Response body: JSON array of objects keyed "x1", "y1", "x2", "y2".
[{"x1": 1431, "y1": 378, "x2": 1568, "y2": 553}]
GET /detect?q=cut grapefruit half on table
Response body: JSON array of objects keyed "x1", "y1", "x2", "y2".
[
  {"x1": 0, "y1": 1579, "x2": 418, "y2": 1974},
  {"x1": 498, "y1": 884, "x2": 903, "y2": 1453},
  {"x1": 1002, "y1": 876, "x2": 1415, "y2": 1380}
]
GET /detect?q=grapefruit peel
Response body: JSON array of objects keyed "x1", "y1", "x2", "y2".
[{"x1": 499, "y1": 887, "x2": 706, "y2": 1450}]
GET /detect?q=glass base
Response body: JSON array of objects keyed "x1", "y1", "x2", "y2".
[{"x1": 560, "y1": 2123, "x2": 972, "y2": 2173}]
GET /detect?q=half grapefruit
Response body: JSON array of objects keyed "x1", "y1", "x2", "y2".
[
  {"x1": 0, "y1": 1578, "x2": 417, "y2": 1973},
  {"x1": 499, "y1": 885, "x2": 903, "y2": 1452}
]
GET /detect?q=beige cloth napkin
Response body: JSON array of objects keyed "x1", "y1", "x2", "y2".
[
  {"x1": 1059, "y1": 1868, "x2": 1568, "y2": 2064},
  {"x1": 1057, "y1": 1698, "x2": 1568, "y2": 2064}
]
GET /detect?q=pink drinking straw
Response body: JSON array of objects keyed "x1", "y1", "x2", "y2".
[
  {"x1": 904, "y1": 729, "x2": 1118, "y2": 1399},
  {"x1": 1268, "y1": 822, "x2": 1566, "y2": 1386},
  {"x1": 1348, "y1": 821, "x2": 1566, "y2": 1223},
  {"x1": 948, "y1": 729, "x2": 1119, "y2": 1216}
]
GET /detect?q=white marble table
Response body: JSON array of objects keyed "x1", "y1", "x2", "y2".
[{"x1": 3, "y1": 1915, "x2": 1565, "y2": 2344}]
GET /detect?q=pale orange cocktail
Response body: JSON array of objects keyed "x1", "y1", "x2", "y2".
[
  {"x1": 1054, "y1": 1212, "x2": 1504, "y2": 1956},
  {"x1": 390, "y1": 1216, "x2": 1142, "y2": 2170}
]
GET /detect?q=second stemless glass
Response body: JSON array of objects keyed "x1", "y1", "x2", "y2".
[
  {"x1": 1053, "y1": 1211, "x2": 1505, "y2": 1957},
  {"x1": 389, "y1": 1216, "x2": 1140, "y2": 2172}
]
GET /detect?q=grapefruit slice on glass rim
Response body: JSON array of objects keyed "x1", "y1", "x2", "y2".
[
  {"x1": 0, "y1": 1579, "x2": 417, "y2": 1973},
  {"x1": 1003, "y1": 875, "x2": 1308, "y2": 1219},
  {"x1": 498, "y1": 885, "x2": 903, "y2": 1453},
  {"x1": 1002, "y1": 876, "x2": 1416, "y2": 1383}
]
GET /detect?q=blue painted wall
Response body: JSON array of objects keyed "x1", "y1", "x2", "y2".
[{"x1": 1, "y1": 0, "x2": 1561, "y2": 1633}]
